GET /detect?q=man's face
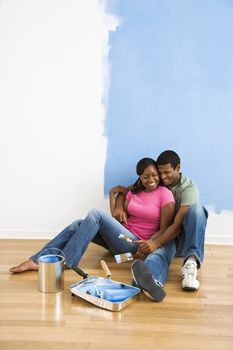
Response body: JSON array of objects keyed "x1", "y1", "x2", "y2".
[{"x1": 157, "y1": 163, "x2": 180, "y2": 187}]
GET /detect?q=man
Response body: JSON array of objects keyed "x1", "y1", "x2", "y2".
[{"x1": 113, "y1": 150, "x2": 208, "y2": 301}]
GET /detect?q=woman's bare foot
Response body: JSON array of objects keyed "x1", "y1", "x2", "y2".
[{"x1": 9, "y1": 259, "x2": 38, "y2": 273}]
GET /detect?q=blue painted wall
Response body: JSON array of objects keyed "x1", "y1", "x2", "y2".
[{"x1": 104, "y1": 0, "x2": 233, "y2": 212}]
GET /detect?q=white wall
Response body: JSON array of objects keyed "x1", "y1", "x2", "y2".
[
  {"x1": 0, "y1": 0, "x2": 117, "y2": 238},
  {"x1": 205, "y1": 211, "x2": 233, "y2": 245}
]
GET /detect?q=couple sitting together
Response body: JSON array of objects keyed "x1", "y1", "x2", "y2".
[{"x1": 10, "y1": 150, "x2": 208, "y2": 302}]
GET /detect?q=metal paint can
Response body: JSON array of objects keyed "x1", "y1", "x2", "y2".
[{"x1": 38, "y1": 249, "x2": 65, "y2": 293}]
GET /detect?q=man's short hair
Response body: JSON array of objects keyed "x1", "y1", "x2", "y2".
[{"x1": 157, "y1": 150, "x2": 180, "y2": 169}]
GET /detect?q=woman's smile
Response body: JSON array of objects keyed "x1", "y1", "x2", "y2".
[{"x1": 140, "y1": 164, "x2": 160, "y2": 192}]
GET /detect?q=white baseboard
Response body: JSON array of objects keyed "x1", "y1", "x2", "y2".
[
  {"x1": 0, "y1": 230, "x2": 57, "y2": 240},
  {"x1": 205, "y1": 235, "x2": 233, "y2": 245}
]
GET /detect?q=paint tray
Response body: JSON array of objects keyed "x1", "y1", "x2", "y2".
[{"x1": 69, "y1": 276, "x2": 140, "y2": 311}]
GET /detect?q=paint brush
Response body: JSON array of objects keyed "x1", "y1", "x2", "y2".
[{"x1": 118, "y1": 233, "x2": 137, "y2": 244}]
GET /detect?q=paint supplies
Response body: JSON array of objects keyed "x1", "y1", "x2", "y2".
[
  {"x1": 114, "y1": 252, "x2": 133, "y2": 263},
  {"x1": 69, "y1": 261, "x2": 140, "y2": 311},
  {"x1": 38, "y1": 248, "x2": 65, "y2": 293},
  {"x1": 118, "y1": 233, "x2": 136, "y2": 244}
]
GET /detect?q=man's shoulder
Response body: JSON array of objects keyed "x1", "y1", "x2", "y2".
[
  {"x1": 169, "y1": 174, "x2": 200, "y2": 208},
  {"x1": 177, "y1": 174, "x2": 199, "y2": 205},
  {"x1": 180, "y1": 174, "x2": 198, "y2": 190}
]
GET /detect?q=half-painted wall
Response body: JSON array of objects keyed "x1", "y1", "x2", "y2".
[{"x1": 105, "y1": 0, "x2": 233, "y2": 216}]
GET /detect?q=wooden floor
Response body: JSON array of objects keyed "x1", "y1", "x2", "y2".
[{"x1": 0, "y1": 240, "x2": 233, "y2": 350}]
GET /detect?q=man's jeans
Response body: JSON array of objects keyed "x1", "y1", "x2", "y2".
[
  {"x1": 31, "y1": 209, "x2": 139, "y2": 268},
  {"x1": 144, "y1": 203, "x2": 208, "y2": 286}
]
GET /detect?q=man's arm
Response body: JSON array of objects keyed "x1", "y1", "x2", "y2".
[
  {"x1": 152, "y1": 205, "x2": 189, "y2": 246},
  {"x1": 142, "y1": 183, "x2": 199, "y2": 250},
  {"x1": 137, "y1": 205, "x2": 189, "y2": 254},
  {"x1": 134, "y1": 202, "x2": 175, "y2": 258},
  {"x1": 109, "y1": 186, "x2": 129, "y2": 223},
  {"x1": 113, "y1": 192, "x2": 128, "y2": 223}
]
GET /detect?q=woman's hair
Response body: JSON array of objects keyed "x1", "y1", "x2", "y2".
[{"x1": 131, "y1": 157, "x2": 158, "y2": 193}]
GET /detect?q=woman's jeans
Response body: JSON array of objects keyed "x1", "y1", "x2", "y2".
[
  {"x1": 31, "y1": 209, "x2": 139, "y2": 268},
  {"x1": 144, "y1": 203, "x2": 208, "y2": 286}
]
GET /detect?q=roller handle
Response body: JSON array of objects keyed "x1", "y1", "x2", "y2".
[
  {"x1": 72, "y1": 265, "x2": 88, "y2": 279},
  {"x1": 100, "y1": 260, "x2": 112, "y2": 279}
]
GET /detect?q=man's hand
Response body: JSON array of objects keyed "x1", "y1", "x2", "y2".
[
  {"x1": 109, "y1": 185, "x2": 129, "y2": 220},
  {"x1": 113, "y1": 208, "x2": 128, "y2": 224},
  {"x1": 135, "y1": 240, "x2": 158, "y2": 254},
  {"x1": 134, "y1": 247, "x2": 148, "y2": 260},
  {"x1": 110, "y1": 185, "x2": 129, "y2": 223},
  {"x1": 110, "y1": 185, "x2": 129, "y2": 196}
]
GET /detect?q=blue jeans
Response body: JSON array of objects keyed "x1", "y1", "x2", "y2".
[
  {"x1": 144, "y1": 203, "x2": 208, "y2": 286},
  {"x1": 31, "y1": 209, "x2": 139, "y2": 268}
]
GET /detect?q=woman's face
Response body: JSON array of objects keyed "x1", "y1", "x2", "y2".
[{"x1": 139, "y1": 164, "x2": 160, "y2": 192}]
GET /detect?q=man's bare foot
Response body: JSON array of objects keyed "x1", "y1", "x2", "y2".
[{"x1": 9, "y1": 259, "x2": 38, "y2": 273}]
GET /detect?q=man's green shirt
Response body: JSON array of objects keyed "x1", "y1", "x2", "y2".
[{"x1": 168, "y1": 174, "x2": 199, "y2": 213}]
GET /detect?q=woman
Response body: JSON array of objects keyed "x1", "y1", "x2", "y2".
[{"x1": 9, "y1": 158, "x2": 175, "y2": 274}]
